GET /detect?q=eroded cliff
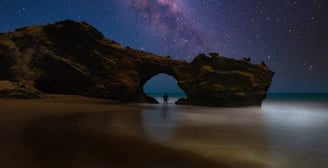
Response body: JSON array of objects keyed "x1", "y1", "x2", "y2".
[{"x1": 0, "y1": 20, "x2": 274, "y2": 106}]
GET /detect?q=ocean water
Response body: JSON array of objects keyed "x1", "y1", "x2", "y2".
[
  {"x1": 142, "y1": 93, "x2": 328, "y2": 168},
  {"x1": 148, "y1": 92, "x2": 328, "y2": 104}
]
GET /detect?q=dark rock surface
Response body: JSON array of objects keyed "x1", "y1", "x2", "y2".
[
  {"x1": 0, "y1": 80, "x2": 41, "y2": 98},
  {"x1": 0, "y1": 20, "x2": 274, "y2": 106},
  {"x1": 176, "y1": 54, "x2": 274, "y2": 106}
]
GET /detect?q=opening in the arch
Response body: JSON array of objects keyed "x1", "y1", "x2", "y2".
[{"x1": 143, "y1": 73, "x2": 187, "y2": 104}]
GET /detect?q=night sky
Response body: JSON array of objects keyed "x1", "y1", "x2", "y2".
[{"x1": 1, "y1": 0, "x2": 327, "y2": 93}]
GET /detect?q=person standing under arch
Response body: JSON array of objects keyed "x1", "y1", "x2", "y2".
[{"x1": 163, "y1": 92, "x2": 168, "y2": 106}]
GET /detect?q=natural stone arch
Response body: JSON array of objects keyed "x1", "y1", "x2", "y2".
[
  {"x1": 0, "y1": 20, "x2": 274, "y2": 106},
  {"x1": 134, "y1": 53, "x2": 274, "y2": 106},
  {"x1": 142, "y1": 73, "x2": 187, "y2": 104},
  {"x1": 133, "y1": 56, "x2": 187, "y2": 104}
]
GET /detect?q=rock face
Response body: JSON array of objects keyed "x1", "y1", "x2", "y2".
[
  {"x1": 0, "y1": 80, "x2": 42, "y2": 98},
  {"x1": 0, "y1": 20, "x2": 274, "y2": 106},
  {"x1": 176, "y1": 54, "x2": 274, "y2": 106}
]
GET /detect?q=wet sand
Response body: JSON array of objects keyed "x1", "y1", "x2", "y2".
[
  {"x1": 2, "y1": 95, "x2": 326, "y2": 168},
  {"x1": 0, "y1": 94, "x2": 230, "y2": 168}
]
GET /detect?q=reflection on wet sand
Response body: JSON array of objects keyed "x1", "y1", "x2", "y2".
[
  {"x1": 19, "y1": 110, "x2": 229, "y2": 168},
  {"x1": 142, "y1": 106, "x2": 178, "y2": 142},
  {"x1": 2, "y1": 96, "x2": 328, "y2": 168},
  {"x1": 141, "y1": 105, "x2": 270, "y2": 168},
  {"x1": 169, "y1": 106, "x2": 270, "y2": 168},
  {"x1": 142, "y1": 106, "x2": 270, "y2": 168},
  {"x1": 0, "y1": 95, "x2": 273, "y2": 168}
]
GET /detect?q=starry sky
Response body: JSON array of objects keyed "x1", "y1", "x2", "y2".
[{"x1": 1, "y1": 0, "x2": 327, "y2": 93}]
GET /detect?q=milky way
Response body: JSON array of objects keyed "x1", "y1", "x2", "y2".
[{"x1": 125, "y1": 0, "x2": 210, "y2": 59}]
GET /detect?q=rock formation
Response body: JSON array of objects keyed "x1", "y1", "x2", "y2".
[
  {"x1": 0, "y1": 80, "x2": 41, "y2": 98},
  {"x1": 0, "y1": 20, "x2": 274, "y2": 106}
]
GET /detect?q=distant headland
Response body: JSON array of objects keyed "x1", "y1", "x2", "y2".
[{"x1": 0, "y1": 20, "x2": 274, "y2": 106}]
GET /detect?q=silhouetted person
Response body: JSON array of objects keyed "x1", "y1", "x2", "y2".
[{"x1": 163, "y1": 92, "x2": 168, "y2": 106}]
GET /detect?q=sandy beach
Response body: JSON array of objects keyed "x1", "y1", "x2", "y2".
[
  {"x1": 0, "y1": 94, "x2": 232, "y2": 168},
  {"x1": 2, "y1": 94, "x2": 327, "y2": 168}
]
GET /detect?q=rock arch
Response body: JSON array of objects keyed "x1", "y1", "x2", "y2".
[
  {"x1": 132, "y1": 53, "x2": 274, "y2": 106},
  {"x1": 133, "y1": 57, "x2": 188, "y2": 104},
  {"x1": 0, "y1": 20, "x2": 274, "y2": 106},
  {"x1": 142, "y1": 73, "x2": 187, "y2": 104}
]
